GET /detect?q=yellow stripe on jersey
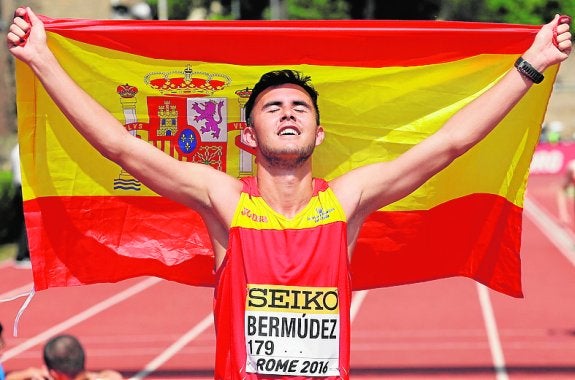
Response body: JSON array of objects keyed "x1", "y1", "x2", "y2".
[{"x1": 232, "y1": 186, "x2": 346, "y2": 230}]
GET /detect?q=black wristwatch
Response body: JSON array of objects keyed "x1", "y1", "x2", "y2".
[{"x1": 514, "y1": 57, "x2": 544, "y2": 84}]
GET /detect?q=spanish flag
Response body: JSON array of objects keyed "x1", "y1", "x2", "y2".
[{"x1": 16, "y1": 17, "x2": 557, "y2": 297}]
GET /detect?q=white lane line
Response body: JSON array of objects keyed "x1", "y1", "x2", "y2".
[
  {"x1": 477, "y1": 283, "x2": 508, "y2": 380},
  {"x1": 2, "y1": 277, "x2": 161, "y2": 361},
  {"x1": 128, "y1": 313, "x2": 214, "y2": 380},
  {"x1": 473, "y1": 194, "x2": 575, "y2": 380},
  {"x1": 523, "y1": 195, "x2": 575, "y2": 266}
]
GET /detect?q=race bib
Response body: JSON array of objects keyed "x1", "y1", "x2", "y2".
[{"x1": 245, "y1": 284, "x2": 340, "y2": 377}]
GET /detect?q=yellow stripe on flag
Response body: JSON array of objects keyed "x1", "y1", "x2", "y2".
[{"x1": 18, "y1": 32, "x2": 557, "y2": 211}]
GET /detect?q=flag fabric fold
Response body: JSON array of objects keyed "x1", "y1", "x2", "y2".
[{"x1": 17, "y1": 16, "x2": 558, "y2": 297}]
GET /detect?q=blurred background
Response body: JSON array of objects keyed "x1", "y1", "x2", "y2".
[{"x1": 0, "y1": 0, "x2": 574, "y2": 258}]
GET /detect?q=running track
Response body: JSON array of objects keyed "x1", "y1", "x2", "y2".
[{"x1": 1, "y1": 173, "x2": 575, "y2": 379}]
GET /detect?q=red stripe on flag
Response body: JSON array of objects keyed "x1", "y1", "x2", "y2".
[
  {"x1": 352, "y1": 193, "x2": 523, "y2": 297},
  {"x1": 41, "y1": 17, "x2": 539, "y2": 66},
  {"x1": 25, "y1": 193, "x2": 522, "y2": 296},
  {"x1": 25, "y1": 196, "x2": 214, "y2": 291}
]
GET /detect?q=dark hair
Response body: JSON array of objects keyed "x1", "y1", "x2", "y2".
[
  {"x1": 244, "y1": 69, "x2": 320, "y2": 126},
  {"x1": 43, "y1": 334, "x2": 86, "y2": 378}
]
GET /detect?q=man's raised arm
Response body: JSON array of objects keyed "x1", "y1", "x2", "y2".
[
  {"x1": 6, "y1": 7, "x2": 241, "y2": 212},
  {"x1": 334, "y1": 15, "x2": 572, "y2": 225}
]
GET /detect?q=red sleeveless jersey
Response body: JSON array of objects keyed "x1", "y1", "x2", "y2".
[{"x1": 213, "y1": 177, "x2": 351, "y2": 379}]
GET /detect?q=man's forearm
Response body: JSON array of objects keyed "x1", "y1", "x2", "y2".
[{"x1": 27, "y1": 48, "x2": 129, "y2": 160}]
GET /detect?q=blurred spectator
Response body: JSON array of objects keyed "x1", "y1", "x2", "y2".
[
  {"x1": 5, "y1": 334, "x2": 123, "y2": 380},
  {"x1": 541, "y1": 120, "x2": 564, "y2": 143},
  {"x1": 557, "y1": 160, "x2": 575, "y2": 227},
  {"x1": 111, "y1": 0, "x2": 153, "y2": 19},
  {"x1": 9, "y1": 144, "x2": 30, "y2": 268}
]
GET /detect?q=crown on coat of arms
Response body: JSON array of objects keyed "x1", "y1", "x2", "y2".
[
  {"x1": 235, "y1": 87, "x2": 252, "y2": 99},
  {"x1": 116, "y1": 83, "x2": 139, "y2": 98},
  {"x1": 144, "y1": 65, "x2": 231, "y2": 96}
]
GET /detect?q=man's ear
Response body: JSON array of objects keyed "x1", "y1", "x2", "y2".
[
  {"x1": 241, "y1": 125, "x2": 257, "y2": 148},
  {"x1": 315, "y1": 125, "x2": 325, "y2": 146}
]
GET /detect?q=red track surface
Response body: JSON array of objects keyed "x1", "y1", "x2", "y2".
[{"x1": 1, "y1": 173, "x2": 575, "y2": 379}]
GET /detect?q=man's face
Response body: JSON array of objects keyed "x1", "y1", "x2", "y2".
[{"x1": 248, "y1": 84, "x2": 324, "y2": 169}]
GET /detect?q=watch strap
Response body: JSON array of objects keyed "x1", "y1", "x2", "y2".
[{"x1": 514, "y1": 57, "x2": 544, "y2": 84}]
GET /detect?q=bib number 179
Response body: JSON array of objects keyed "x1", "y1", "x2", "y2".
[{"x1": 247, "y1": 339, "x2": 274, "y2": 356}]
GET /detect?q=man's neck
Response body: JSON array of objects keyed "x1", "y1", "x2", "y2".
[{"x1": 255, "y1": 164, "x2": 315, "y2": 219}]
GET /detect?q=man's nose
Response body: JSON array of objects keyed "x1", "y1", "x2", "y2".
[{"x1": 280, "y1": 109, "x2": 296, "y2": 121}]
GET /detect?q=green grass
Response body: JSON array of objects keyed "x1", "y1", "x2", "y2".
[
  {"x1": 0, "y1": 243, "x2": 16, "y2": 262},
  {"x1": 0, "y1": 170, "x2": 12, "y2": 188}
]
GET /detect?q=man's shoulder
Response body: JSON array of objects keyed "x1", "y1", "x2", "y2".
[{"x1": 85, "y1": 370, "x2": 124, "y2": 380}]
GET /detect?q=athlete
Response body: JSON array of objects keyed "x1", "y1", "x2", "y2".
[{"x1": 6, "y1": 7, "x2": 572, "y2": 379}]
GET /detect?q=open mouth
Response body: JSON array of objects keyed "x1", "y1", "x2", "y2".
[{"x1": 278, "y1": 127, "x2": 300, "y2": 136}]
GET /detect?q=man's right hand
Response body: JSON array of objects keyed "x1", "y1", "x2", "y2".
[{"x1": 6, "y1": 7, "x2": 48, "y2": 65}]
